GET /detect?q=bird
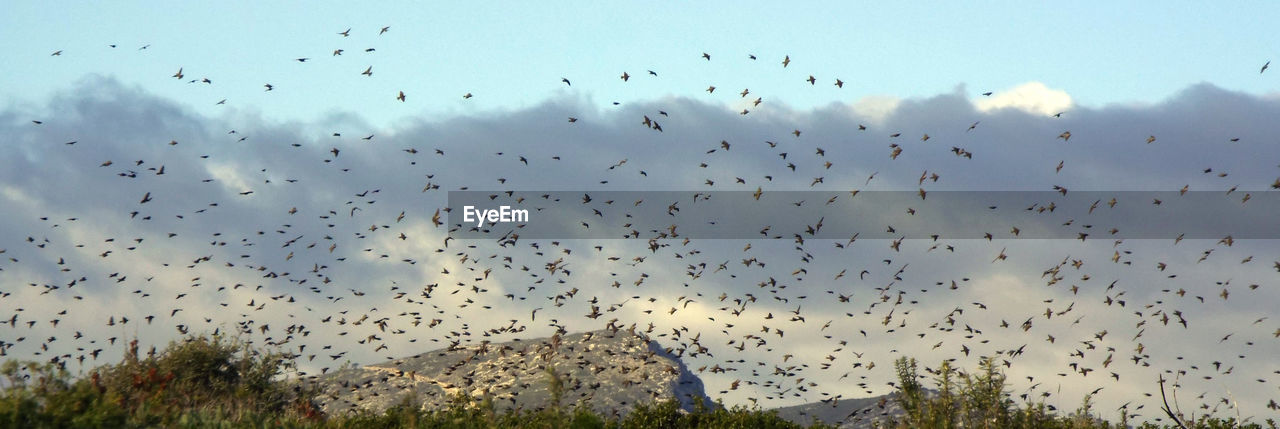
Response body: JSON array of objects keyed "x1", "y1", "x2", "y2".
[
  {"x1": 1262, "y1": 60, "x2": 1270, "y2": 74},
  {"x1": 11, "y1": 24, "x2": 1280, "y2": 424},
  {"x1": 361, "y1": 66, "x2": 373, "y2": 76}
]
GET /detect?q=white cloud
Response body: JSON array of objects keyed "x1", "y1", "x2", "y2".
[
  {"x1": 851, "y1": 95, "x2": 902, "y2": 125},
  {"x1": 205, "y1": 162, "x2": 254, "y2": 196},
  {"x1": 1, "y1": 185, "x2": 38, "y2": 209},
  {"x1": 975, "y1": 82, "x2": 1073, "y2": 116}
]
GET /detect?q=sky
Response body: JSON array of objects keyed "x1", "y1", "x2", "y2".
[
  {"x1": 3, "y1": 2, "x2": 1280, "y2": 425},
  {"x1": 3, "y1": 2, "x2": 1278, "y2": 128}
]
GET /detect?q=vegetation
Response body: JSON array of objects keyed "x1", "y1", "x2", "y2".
[
  {"x1": 0, "y1": 335, "x2": 1270, "y2": 428},
  {"x1": 884, "y1": 356, "x2": 1273, "y2": 429},
  {"x1": 0, "y1": 335, "x2": 314, "y2": 428}
]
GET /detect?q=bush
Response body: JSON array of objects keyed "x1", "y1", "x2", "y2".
[
  {"x1": 0, "y1": 336, "x2": 1270, "y2": 428},
  {"x1": 0, "y1": 334, "x2": 316, "y2": 428},
  {"x1": 885, "y1": 356, "x2": 1268, "y2": 429}
]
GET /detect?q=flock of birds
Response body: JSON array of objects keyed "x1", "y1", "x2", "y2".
[{"x1": 5, "y1": 25, "x2": 1280, "y2": 425}]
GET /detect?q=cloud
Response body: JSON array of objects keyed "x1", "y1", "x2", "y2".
[
  {"x1": 851, "y1": 95, "x2": 902, "y2": 126},
  {"x1": 975, "y1": 82, "x2": 1073, "y2": 116},
  {"x1": 3, "y1": 76, "x2": 1280, "y2": 421}
]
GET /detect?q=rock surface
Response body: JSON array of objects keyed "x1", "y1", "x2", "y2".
[
  {"x1": 304, "y1": 327, "x2": 912, "y2": 426},
  {"x1": 306, "y1": 328, "x2": 712, "y2": 418},
  {"x1": 772, "y1": 393, "x2": 914, "y2": 428}
]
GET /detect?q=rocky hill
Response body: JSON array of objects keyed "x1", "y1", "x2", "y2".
[
  {"x1": 303, "y1": 328, "x2": 912, "y2": 426},
  {"x1": 771, "y1": 393, "x2": 916, "y2": 429},
  {"x1": 305, "y1": 328, "x2": 713, "y2": 418}
]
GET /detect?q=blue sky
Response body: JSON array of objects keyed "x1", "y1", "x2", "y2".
[{"x1": 4, "y1": 2, "x2": 1277, "y2": 128}]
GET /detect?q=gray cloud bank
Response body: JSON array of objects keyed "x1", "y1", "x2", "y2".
[{"x1": 2, "y1": 76, "x2": 1279, "y2": 422}]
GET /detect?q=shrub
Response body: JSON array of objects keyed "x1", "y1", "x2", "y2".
[
  {"x1": 0, "y1": 336, "x2": 1269, "y2": 428},
  {"x1": 886, "y1": 356, "x2": 1266, "y2": 429}
]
